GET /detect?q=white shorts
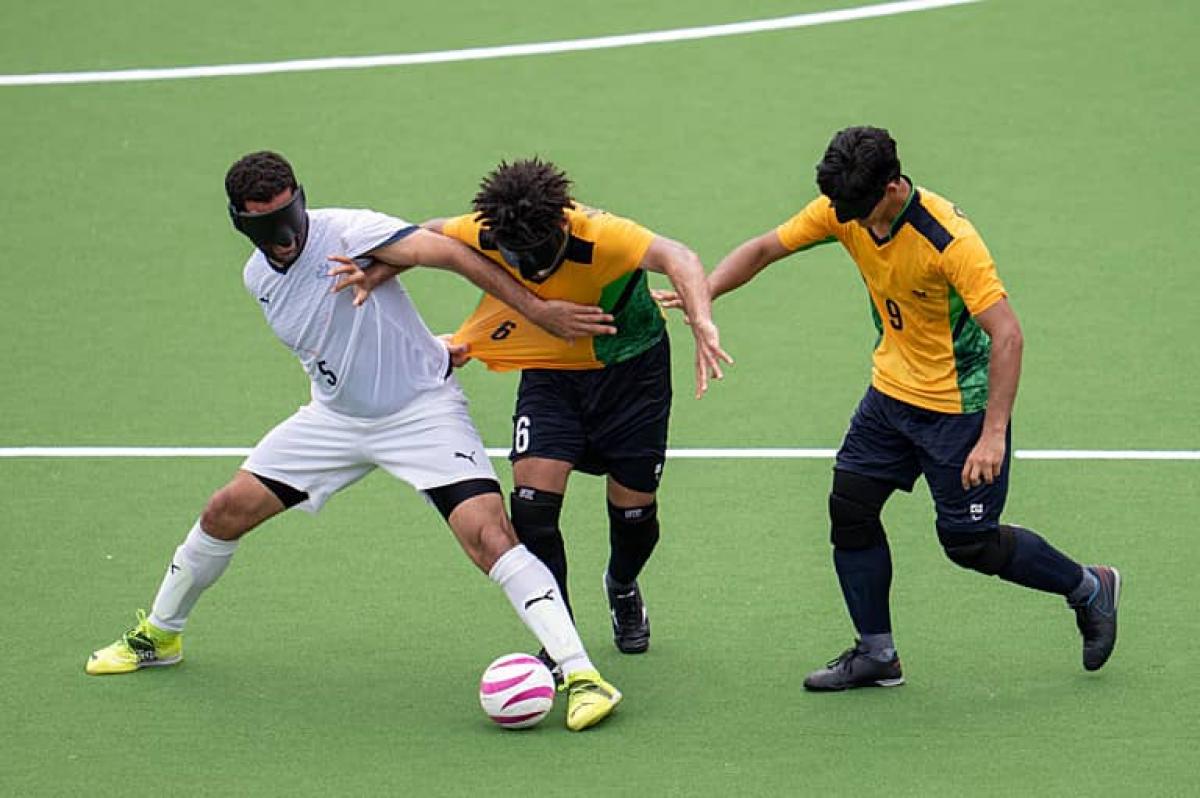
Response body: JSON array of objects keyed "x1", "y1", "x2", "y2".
[{"x1": 243, "y1": 380, "x2": 497, "y2": 514}]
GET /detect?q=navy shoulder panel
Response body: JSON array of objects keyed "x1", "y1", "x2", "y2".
[{"x1": 905, "y1": 201, "x2": 954, "y2": 253}]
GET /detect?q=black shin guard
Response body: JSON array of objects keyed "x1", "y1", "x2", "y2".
[
  {"x1": 606, "y1": 501, "x2": 660, "y2": 586},
  {"x1": 510, "y1": 487, "x2": 573, "y2": 616}
]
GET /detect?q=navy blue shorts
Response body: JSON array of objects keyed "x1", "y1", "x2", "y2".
[
  {"x1": 835, "y1": 386, "x2": 1010, "y2": 533},
  {"x1": 510, "y1": 334, "x2": 671, "y2": 493}
]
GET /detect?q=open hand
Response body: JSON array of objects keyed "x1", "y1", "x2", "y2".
[
  {"x1": 327, "y1": 255, "x2": 400, "y2": 307},
  {"x1": 689, "y1": 317, "x2": 734, "y2": 398}
]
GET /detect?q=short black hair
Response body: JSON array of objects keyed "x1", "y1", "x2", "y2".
[
  {"x1": 225, "y1": 151, "x2": 298, "y2": 211},
  {"x1": 472, "y1": 158, "x2": 572, "y2": 248},
  {"x1": 815, "y1": 126, "x2": 901, "y2": 204}
]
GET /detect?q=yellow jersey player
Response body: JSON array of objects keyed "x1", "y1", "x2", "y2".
[
  {"x1": 657, "y1": 126, "x2": 1120, "y2": 690},
  {"x1": 337, "y1": 158, "x2": 730, "y2": 675}
]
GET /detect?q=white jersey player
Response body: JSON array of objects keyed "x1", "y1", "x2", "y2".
[{"x1": 86, "y1": 151, "x2": 622, "y2": 731}]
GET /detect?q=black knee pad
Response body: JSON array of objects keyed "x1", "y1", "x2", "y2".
[
  {"x1": 510, "y1": 487, "x2": 564, "y2": 545},
  {"x1": 829, "y1": 470, "x2": 892, "y2": 550},
  {"x1": 938, "y1": 525, "x2": 1017, "y2": 575}
]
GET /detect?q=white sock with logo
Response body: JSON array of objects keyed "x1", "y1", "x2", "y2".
[
  {"x1": 489, "y1": 544, "x2": 593, "y2": 676},
  {"x1": 148, "y1": 521, "x2": 240, "y2": 633}
]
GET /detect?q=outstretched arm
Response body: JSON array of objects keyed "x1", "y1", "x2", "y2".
[
  {"x1": 652, "y1": 229, "x2": 793, "y2": 312},
  {"x1": 962, "y1": 298, "x2": 1023, "y2": 489},
  {"x1": 708, "y1": 230, "x2": 794, "y2": 300},
  {"x1": 641, "y1": 236, "x2": 734, "y2": 398},
  {"x1": 331, "y1": 227, "x2": 616, "y2": 341}
]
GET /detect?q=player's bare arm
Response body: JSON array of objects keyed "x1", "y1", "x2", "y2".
[
  {"x1": 640, "y1": 235, "x2": 734, "y2": 398},
  {"x1": 326, "y1": 217, "x2": 447, "y2": 301},
  {"x1": 652, "y1": 229, "x2": 791, "y2": 312},
  {"x1": 329, "y1": 228, "x2": 617, "y2": 341},
  {"x1": 961, "y1": 297, "x2": 1023, "y2": 489}
]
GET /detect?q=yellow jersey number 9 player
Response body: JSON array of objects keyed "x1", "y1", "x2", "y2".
[
  {"x1": 339, "y1": 158, "x2": 732, "y2": 675},
  {"x1": 656, "y1": 127, "x2": 1120, "y2": 690}
]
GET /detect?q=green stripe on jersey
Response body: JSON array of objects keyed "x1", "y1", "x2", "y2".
[
  {"x1": 595, "y1": 271, "x2": 666, "y2": 365},
  {"x1": 948, "y1": 287, "x2": 991, "y2": 412},
  {"x1": 794, "y1": 235, "x2": 838, "y2": 253}
]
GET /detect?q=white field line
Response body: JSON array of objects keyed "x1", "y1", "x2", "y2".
[
  {"x1": 1, "y1": 447, "x2": 1197, "y2": 461},
  {"x1": 0, "y1": 0, "x2": 980, "y2": 87}
]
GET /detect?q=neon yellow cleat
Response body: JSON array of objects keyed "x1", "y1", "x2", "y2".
[
  {"x1": 86, "y1": 610, "x2": 182, "y2": 675},
  {"x1": 564, "y1": 669, "x2": 622, "y2": 731}
]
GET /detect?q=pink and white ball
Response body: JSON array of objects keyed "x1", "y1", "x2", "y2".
[{"x1": 479, "y1": 653, "x2": 556, "y2": 729}]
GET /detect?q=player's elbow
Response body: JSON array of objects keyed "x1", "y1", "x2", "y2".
[
  {"x1": 661, "y1": 242, "x2": 704, "y2": 280},
  {"x1": 992, "y1": 322, "x2": 1023, "y2": 358}
]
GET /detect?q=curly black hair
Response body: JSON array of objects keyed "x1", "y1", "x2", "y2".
[
  {"x1": 815, "y1": 126, "x2": 901, "y2": 204},
  {"x1": 225, "y1": 151, "x2": 298, "y2": 211},
  {"x1": 472, "y1": 158, "x2": 572, "y2": 248}
]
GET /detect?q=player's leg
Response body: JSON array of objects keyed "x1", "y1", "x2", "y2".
[
  {"x1": 603, "y1": 477, "x2": 659, "y2": 654},
  {"x1": 509, "y1": 368, "x2": 586, "y2": 617},
  {"x1": 511, "y1": 457, "x2": 575, "y2": 615},
  {"x1": 85, "y1": 471, "x2": 295, "y2": 675},
  {"x1": 379, "y1": 382, "x2": 620, "y2": 730},
  {"x1": 920, "y1": 416, "x2": 1120, "y2": 671},
  {"x1": 587, "y1": 336, "x2": 672, "y2": 654},
  {"x1": 87, "y1": 403, "x2": 366, "y2": 675},
  {"x1": 805, "y1": 388, "x2": 916, "y2": 691},
  {"x1": 428, "y1": 480, "x2": 621, "y2": 731}
]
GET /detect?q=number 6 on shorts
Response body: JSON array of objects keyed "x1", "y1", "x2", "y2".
[{"x1": 514, "y1": 415, "x2": 531, "y2": 454}]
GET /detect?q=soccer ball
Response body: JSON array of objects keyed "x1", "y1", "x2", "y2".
[{"x1": 479, "y1": 653, "x2": 556, "y2": 729}]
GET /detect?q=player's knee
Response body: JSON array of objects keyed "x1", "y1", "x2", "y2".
[
  {"x1": 829, "y1": 471, "x2": 890, "y2": 550},
  {"x1": 510, "y1": 486, "x2": 564, "y2": 544},
  {"x1": 472, "y1": 521, "x2": 518, "y2": 573},
  {"x1": 938, "y1": 525, "x2": 1016, "y2": 575},
  {"x1": 200, "y1": 489, "x2": 251, "y2": 540}
]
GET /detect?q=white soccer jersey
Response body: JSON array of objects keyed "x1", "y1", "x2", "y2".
[{"x1": 242, "y1": 208, "x2": 451, "y2": 418}]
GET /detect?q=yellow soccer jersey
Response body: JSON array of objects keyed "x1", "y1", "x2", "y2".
[
  {"x1": 776, "y1": 179, "x2": 1006, "y2": 413},
  {"x1": 445, "y1": 204, "x2": 665, "y2": 371}
]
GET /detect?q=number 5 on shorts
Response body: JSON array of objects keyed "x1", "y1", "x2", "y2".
[{"x1": 514, "y1": 415, "x2": 531, "y2": 454}]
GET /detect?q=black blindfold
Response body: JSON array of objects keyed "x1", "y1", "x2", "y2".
[
  {"x1": 496, "y1": 227, "x2": 569, "y2": 283},
  {"x1": 229, "y1": 186, "x2": 308, "y2": 253}
]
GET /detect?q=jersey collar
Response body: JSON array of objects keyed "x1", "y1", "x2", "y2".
[{"x1": 867, "y1": 175, "x2": 917, "y2": 247}]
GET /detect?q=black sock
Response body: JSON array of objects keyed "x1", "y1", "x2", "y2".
[
  {"x1": 833, "y1": 543, "x2": 893, "y2": 636},
  {"x1": 606, "y1": 501, "x2": 659, "y2": 586},
  {"x1": 997, "y1": 524, "x2": 1085, "y2": 596}
]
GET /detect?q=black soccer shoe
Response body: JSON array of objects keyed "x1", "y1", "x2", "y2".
[
  {"x1": 803, "y1": 641, "x2": 904, "y2": 692},
  {"x1": 535, "y1": 647, "x2": 564, "y2": 689},
  {"x1": 606, "y1": 579, "x2": 650, "y2": 654},
  {"x1": 1071, "y1": 565, "x2": 1121, "y2": 671}
]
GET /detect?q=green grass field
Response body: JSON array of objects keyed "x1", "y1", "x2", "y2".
[{"x1": 2, "y1": 1, "x2": 1198, "y2": 795}]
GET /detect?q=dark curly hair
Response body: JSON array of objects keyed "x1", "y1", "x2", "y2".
[
  {"x1": 815, "y1": 126, "x2": 901, "y2": 205},
  {"x1": 225, "y1": 151, "x2": 298, "y2": 211},
  {"x1": 472, "y1": 158, "x2": 572, "y2": 248}
]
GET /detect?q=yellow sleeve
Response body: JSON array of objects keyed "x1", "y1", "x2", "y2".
[
  {"x1": 442, "y1": 213, "x2": 481, "y2": 247},
  {"x1": 592, "y1": 213, "x2": 655, "y2": 283},
  {"x1": 776, "y1": 197, "x2": 838, "y2": 252},
  {"x1": 940, "y1": 234, "x2": 1007, "y2": 315}
]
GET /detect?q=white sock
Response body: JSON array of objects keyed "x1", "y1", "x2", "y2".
[
  {"x1": 149, "y1": 521, "x2": 239, "y2": 633},
  {"x1": 489, "y1": 544, "x2": 594, "y2": 676}
]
